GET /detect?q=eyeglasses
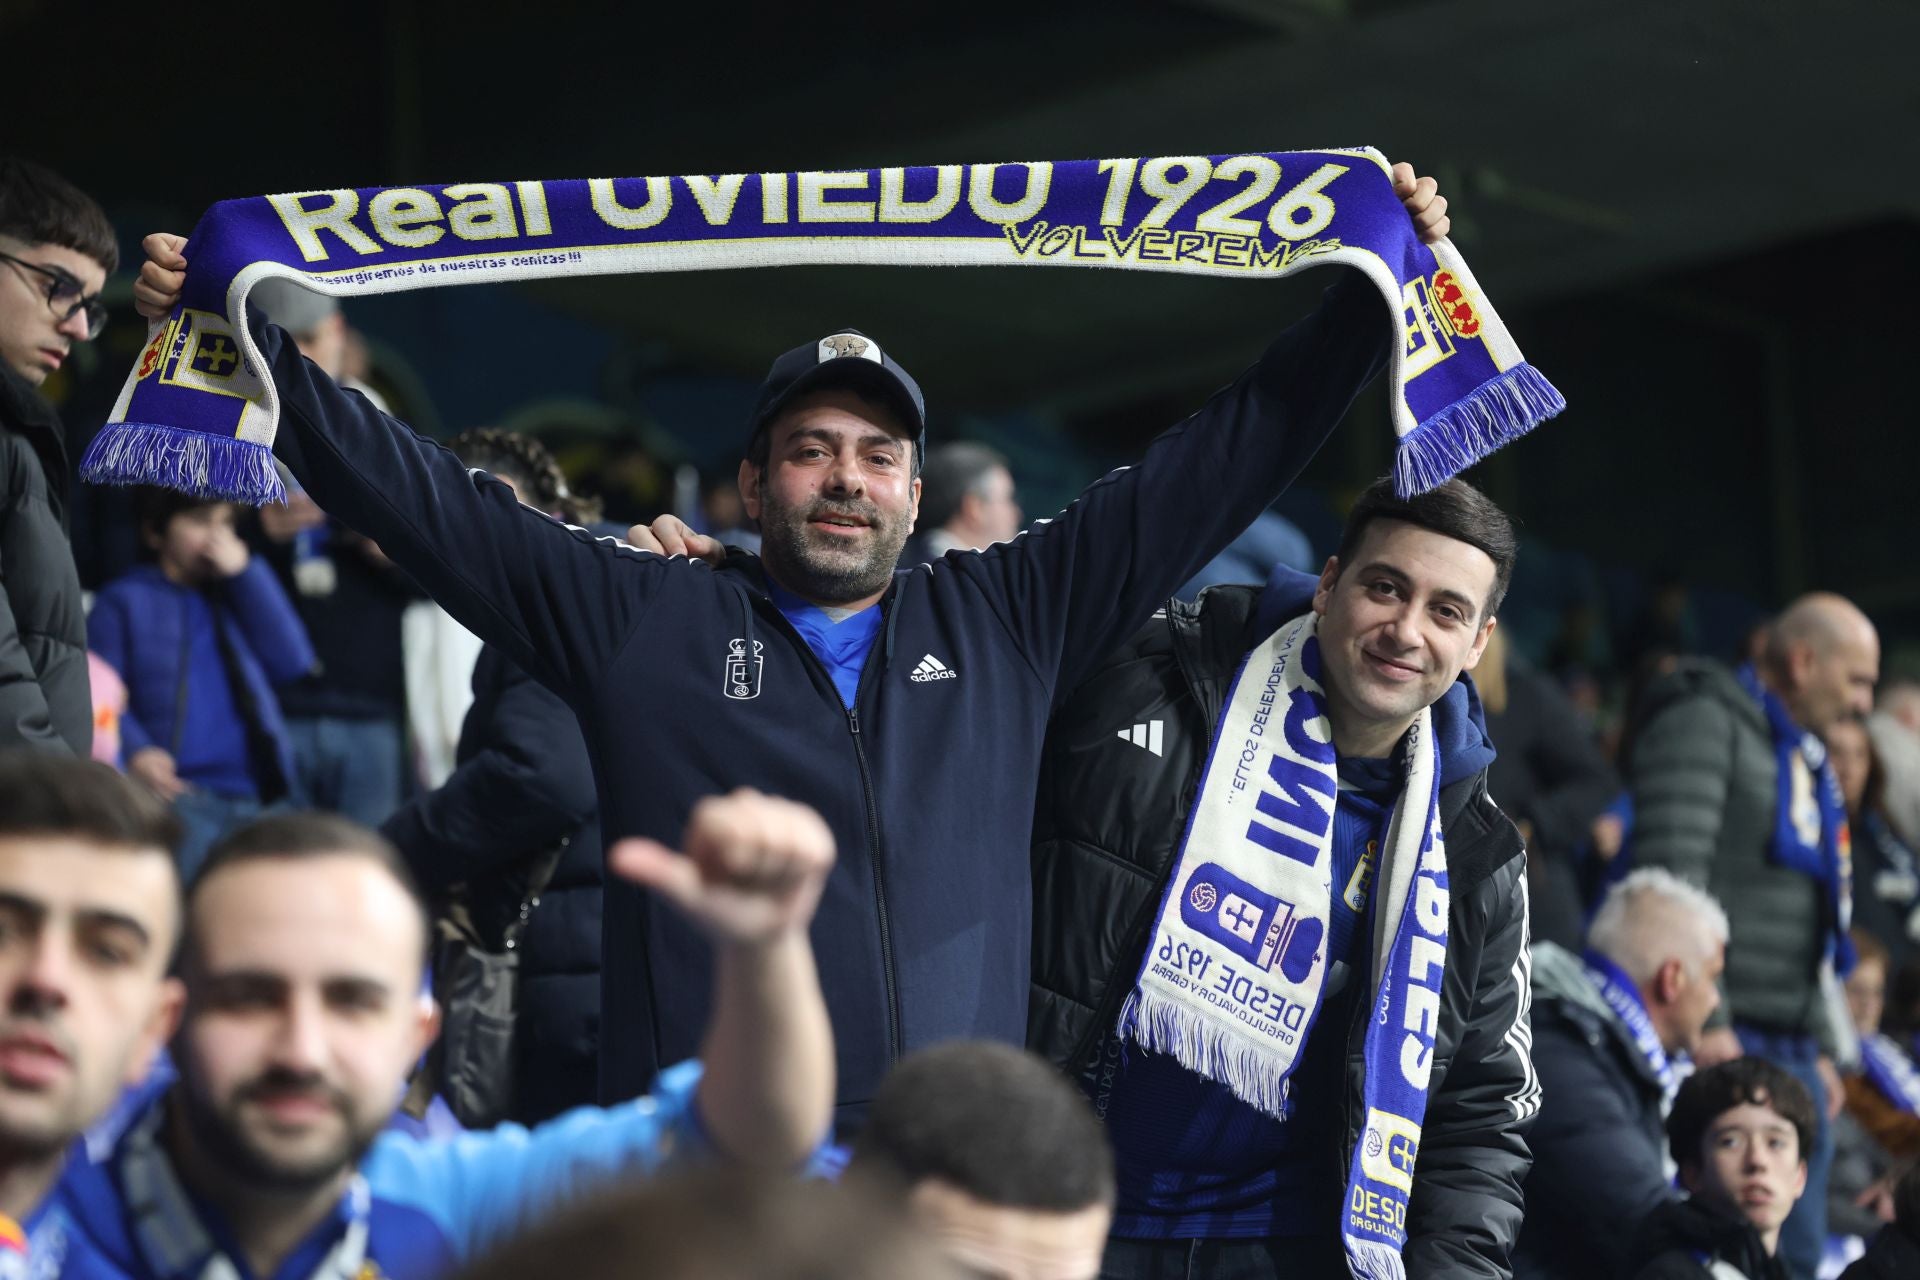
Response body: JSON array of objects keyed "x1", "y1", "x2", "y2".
[{"x1": 0, "y1": 251, "x2": 108, "y2": 340}]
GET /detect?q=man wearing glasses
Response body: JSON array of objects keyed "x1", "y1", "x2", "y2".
[{"x1": 0, "y1": 157, "x2": 113, "y2": 756}]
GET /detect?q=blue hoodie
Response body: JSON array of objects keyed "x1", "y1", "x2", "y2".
[{"x1": 1105, "y1": 565, "x2": 1497, "y2": 1241}]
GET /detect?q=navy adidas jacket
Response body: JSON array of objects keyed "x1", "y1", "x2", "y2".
[{"x1": 258, "y1": 279, "x2": 1389, "y2": 1125}]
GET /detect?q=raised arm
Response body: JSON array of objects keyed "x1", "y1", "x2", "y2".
[
  {"x1": 133, "y1": 236, "x2": 657, "y2": 699},
  {"x1": 384, "y1": 790, "x2": 837, "y2": 1261},
  {"x1": 952, "y1": 163, "x2": 1443, "y2": 700},
  {"x1": 609, "y1": 789, "x2": 836, "y2": 1168}
]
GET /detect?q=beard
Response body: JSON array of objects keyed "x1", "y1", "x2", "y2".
[
  {"x1": 183, "y1": 1067, "x2": 384, "y2": 1194},
  {"x1": 757, "y1": 488, "x2": 909, "y2": 605}
]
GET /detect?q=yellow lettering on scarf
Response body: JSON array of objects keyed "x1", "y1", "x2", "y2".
[
  {"x1": 761, "y1": 173, "x2": 789, "y2": 223},
  {"x1": 1270, "y1": 163, "x2": 1350, "y2": 240},
  {"x1": 1196, "y1": 156, "x2": 1284, "y2": 236},
  {"x1": 366, "y1": 189, "x2": 445, "y2": 249},
  {"x1": 515, "y1": 182, "x2": 552, "y2": 236},
  {"x1": 797, "y1": 172, "x2": 875, "y2": 223},
  {"x1": 589, "y1": 178, "x2": 672, "y2": 230},
  {"x1": 1138, "y1": 156, "x2": 1212, "y2": 228},
  {"x1": 878, "y1": 167, "x2": 962, "y2": 223},
  {"x1": 1096, "y1": 158, "x2": 1138, "y2": 226},
  {"x1": 268, "y1": 191, "x2": 382, "y2": 263},
  {"x1": 686, "y1": 175, "x2": 747, "y2": 226},
  {"x1": 968, "y1": 162, "x2": 1052, "y2": 224},
  {"x1": 444, "y1": 184, "x2": 518, "y2": 240}
]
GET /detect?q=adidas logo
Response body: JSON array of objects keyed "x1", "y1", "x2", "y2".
[
  {"x1": 910, "y1": 653, "x2": 958, "y2": 683},
  {"x1": 1118, "y1": 720, "x2": 1164, "y2": 757}
]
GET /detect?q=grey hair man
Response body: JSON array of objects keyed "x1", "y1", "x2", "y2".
[{"x1": 1515, "y1": 868, "x2": 1730, "y2": 1280}]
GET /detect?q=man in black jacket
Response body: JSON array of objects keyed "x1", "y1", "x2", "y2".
[
  {"x1": 1515, "y1": 868, "x2": 1730, "y2": 1280},
  {"x1": 1031, "y1": 477, "x2": 1536, "y2": 1278},
  {"x1": 0, "y1": 158, "x2": 115, "y2": 756},
  {"x1": 134, "y1": 165, "x2": 1450, "y2": 1131}
]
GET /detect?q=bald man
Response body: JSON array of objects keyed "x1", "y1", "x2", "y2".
[{"x1": 1625, "y1": 592, "x2": 1878, "y2": 1279}]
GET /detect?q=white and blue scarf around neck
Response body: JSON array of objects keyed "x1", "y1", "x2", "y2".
[
  {"x1": 117, "y1": 1102, "x2": 371, "y2": 1280},
  {"x1": 1117, "y1": 609, "x2": 1448, "y2": 1280},
  {"x1": 1582, "y1": 950, "x2": 1682, "y2": 1107},
  {"x1": 79, "y1": 150, "x2": 1562, "y2": 506},
  {"x1": 1735, "y1": 664, "x2": 1856, "y2": 975},
  {"x1": 1860, "y1": 1032, "x2": 1920, "y2": 1114}
]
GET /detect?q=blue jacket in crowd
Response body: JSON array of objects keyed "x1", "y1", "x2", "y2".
[
  {"x1": 254, "y1": 279, "x2": 1390, "y2": 1126},
  {"x1": 86, "y1": 559, "x2": 314, "y2": 795},
  {"x1": 33, "y1": 1062, "x2": 709, "y2": 1280}
]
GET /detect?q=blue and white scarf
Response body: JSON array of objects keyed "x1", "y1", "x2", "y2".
[
  {"x1": 1118, "y1": 610, "x2": 1447, "y2": 1280},
  {"x1": 1861, "y1": 1031, "x2": 1920, "y2": 1114},
  {"x1": 80, "y1": 150, "x2": 1562, "y2": 506},
  {"x1": 1735, "y1": 665, "x2": 1856, "y2": 975},
  {"x1": 1582, "y1": 950, "x2": 1682, "y2": 1107},
  {"x1": 117, "y1": 1102, "x2": 372, "y2": 1280}
]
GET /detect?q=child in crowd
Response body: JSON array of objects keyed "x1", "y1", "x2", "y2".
[
  {"x1": 1631, "y1": 1057, "x2": 1815, "y2": 1280},
  {"x1": 87, "y1": 487, "x2": 315, "y2": 876}
]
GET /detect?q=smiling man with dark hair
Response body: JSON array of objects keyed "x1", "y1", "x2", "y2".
[
  {"x1": 50, "y1": 790, "x2": 838, "y2": 1280},
  {"x1": 137, "y1": 166, "x2": 1455, "y2": 1132},
  {"x1": 1033, "y1": 475, "x2": 1537, "y2": 1278}
]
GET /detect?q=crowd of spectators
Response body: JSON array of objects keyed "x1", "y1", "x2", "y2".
[{"x1": 3, "y1": 148, "x2": 1919, "y2": 1280}]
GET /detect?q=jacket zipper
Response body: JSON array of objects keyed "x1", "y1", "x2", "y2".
[
  {"x1": 750, "y1": 593, "x2": 905, "y2": 1065},
  {"x1": 847, "y1": 705, "x2": 904, "y2": 1062}
]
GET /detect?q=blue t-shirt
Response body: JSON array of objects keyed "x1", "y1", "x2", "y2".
[
  {"x1": 46, "y1": 1063, "x2": 714, "y2": 1280},
  {"x1": 765, "y1": 581, "x2": 882, "y2": 711},
  {"x1": 1103, "y1": 758, "x2": 1394, "y2": 1241}
]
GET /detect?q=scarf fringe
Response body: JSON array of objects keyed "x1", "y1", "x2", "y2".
[
  {"x1": 1391, "y1": 362, "x2": 1565, "y2": 498},
  {"x1": 1347, "y1": 1238, "x2": 1409, "y2": 1280},
  {"x1": 1119, "y1": 988, "x2": 1294, "y2": 1120},
  {"x1": 80, "y1": 423, "x2": 286, "y2": 505}
]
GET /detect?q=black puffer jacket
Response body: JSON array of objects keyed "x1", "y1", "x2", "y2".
[
  {"x1": 0, "y1": 365, "x2": 89, "y2": 755},
  {"x1": 1629, "y1": 1196, "x2": 1789, "y2": 1279},
  {"x1": 1030, "y1": 576, "x2": 1538, "y2": 1277},
  {"x1": 382, "y1": 644, "x2": 602, "y2": 1125},
  {"x1": 1513, "y1": 941, "x2": 1676, "y2": 1280}
]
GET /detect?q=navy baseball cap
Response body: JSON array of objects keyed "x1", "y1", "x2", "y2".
[{"x1": 745, "y1": 328, "x2": 927, "y2": 458}]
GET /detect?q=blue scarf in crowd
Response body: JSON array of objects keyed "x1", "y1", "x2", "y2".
[
  {"x1": 1118, "y1": 609, "x2": 1448, "y2": 1280},
  {"x1": 81, "y1": 150, "x2": 1562, "y2": 506},
  {"x1": 1861, "y1": 1032, "x2": 1920, "y2": 1114},
  {"x1": 1582, "y1": 950, "x2": 1682, "y2": 1107},
  {"x1": 1735, "y1": 665, "x2": 1856, "y2": 975}
]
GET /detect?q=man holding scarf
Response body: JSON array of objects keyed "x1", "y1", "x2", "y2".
[
  {"x1": 1627, "y1": 592, "x2": 1880, "y2": 1280},
  {"x1": 1029, "y1": 477, "x2": 1535, "y2": 1278},
  {"x1": 133, "y1": 167, "x2": 1453, "y2": 1136}
]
